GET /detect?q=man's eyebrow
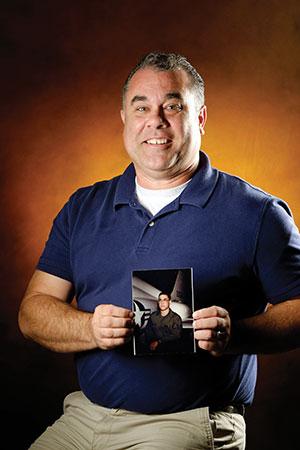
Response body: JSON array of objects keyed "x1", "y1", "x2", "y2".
[
  {"x1": 130, "y1": 95, "x2": 147, "y2": 105},
  {"x1": 130, "y1": 92, "x2": 183, "y2": 105},
  {"x1": 165, "y1": 92, "x2": 183, "y2": 101}
]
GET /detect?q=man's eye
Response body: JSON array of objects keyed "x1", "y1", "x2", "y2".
[
  {"x1": 165, "y1": 104, "x2": 183, "y2": 112},
  {"x1": 136, "y1": 106, "x2": 146, "y2": 112}
]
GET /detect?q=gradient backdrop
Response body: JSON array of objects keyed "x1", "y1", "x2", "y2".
[{"x1": 1, "y1": 1, "x2": 299, "y2": 448}]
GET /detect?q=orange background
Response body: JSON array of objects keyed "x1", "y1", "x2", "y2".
[{"x1": 1, "y1": 1, "x2": 299, "y2": 448}]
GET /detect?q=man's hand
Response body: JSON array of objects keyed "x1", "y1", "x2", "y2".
[
  {"x1": 90, "y1": 304, "x2": 134, "y2": 350},
  {"x1": 193, "y1": 306, "x2": 231, "y2": 356}
]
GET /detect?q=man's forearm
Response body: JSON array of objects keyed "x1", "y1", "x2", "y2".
[
  {"x1": 229, "y1": 299, "x2": 300, "y2": 354},
  {"x1": 18, "y1": 294, "x2": 96, "y2": 353}
]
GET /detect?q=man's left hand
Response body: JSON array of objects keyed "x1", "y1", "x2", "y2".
[{"x1": 193, "y1": 306, "x2": 231, "y2": 356}]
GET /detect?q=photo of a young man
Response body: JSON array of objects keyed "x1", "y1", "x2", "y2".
[
  {"x1": 132, "y1": 268, "x2": 196, "y2": 355},
  {"x1": 141, "y1": 292, "x2": 183, "y2": 353}
]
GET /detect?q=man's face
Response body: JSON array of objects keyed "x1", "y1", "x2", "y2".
[
  {"x1": 158, "y1": 294, "x2": 171, "y2": 312},
  {"x1": 121, "y1": 68, "x2": 206, "y2": 186}
]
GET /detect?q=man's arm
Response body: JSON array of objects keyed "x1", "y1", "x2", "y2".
[
  {"x1": 193, "y1": 298, "x2": 300, "y2": 356},
  {"x1": 18, "y1": 270, "x2": 134, "y2": 353}
]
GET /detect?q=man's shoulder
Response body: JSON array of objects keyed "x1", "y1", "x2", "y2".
[
  {"x1": 169, "y1": 309, "x2": 182, "y2": 320},
  {"x1": 218, "y1": 170, "x2": 272, "y2": 202},
  {"x1": 71, "y1": 173, "x2": 122, "y2": 202},
  {"x1": 53, "y1": 173, "x2": 125, "y2": 226},
  {"x1": 62, "y1": 173, "x2": 124, "y2": 213},
  {"x1": 213, "y1": 169, "x2": 277, "y2": 218},
  {"x1": 66, "y1": 162, "x2": 135, "y2": 212}
]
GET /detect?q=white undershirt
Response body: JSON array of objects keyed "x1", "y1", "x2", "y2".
[{"x1": 135, "y1": 178, "x2": 191, "y2": 216}]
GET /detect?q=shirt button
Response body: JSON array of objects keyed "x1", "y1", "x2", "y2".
[{"x1": 149, "y1": 221, "x2": 155, "y2": 227}]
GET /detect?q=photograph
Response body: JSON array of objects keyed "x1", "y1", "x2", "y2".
[{"x1": 132, "y1": 268, "x2": 196, "y2": 355}]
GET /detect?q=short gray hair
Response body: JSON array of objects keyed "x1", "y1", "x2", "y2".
[{"x1": 122, "y1": 52, "x2": 205, "y2": 111}]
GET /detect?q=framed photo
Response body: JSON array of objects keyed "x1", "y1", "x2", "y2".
[{"x1": 132, "y1": 268, "x2": 196, "y2": 355}]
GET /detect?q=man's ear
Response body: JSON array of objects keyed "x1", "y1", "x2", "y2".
[
  {"x1": 120, "y1": 109, "x2": 125, "y2": 124},
  {"x1": 198, "y1": 105, "x2": 207, "y2": 135}
]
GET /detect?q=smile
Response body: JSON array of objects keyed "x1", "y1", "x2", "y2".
[{"x1": 144, "y1": 138, "x2": 171, "y2": 145}]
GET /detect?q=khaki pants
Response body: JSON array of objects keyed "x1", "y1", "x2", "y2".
[{"x1": 30, "y1": 391, "x2": 245, "y2": 450}]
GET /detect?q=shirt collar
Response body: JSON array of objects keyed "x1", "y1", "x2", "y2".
[
  {"x1": 113, "y1": 151, "x2": 219, "y2": 209},
  {"x1": 179, "y1": 151, "x2": 219, "y2": 208},
  {"x1": 113, "y1": 163, "x2": 137, "y2": 209}
]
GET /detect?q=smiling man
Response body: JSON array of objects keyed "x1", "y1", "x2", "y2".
[{"x1": 19, "y1": 52, "x2": 300, "y2": 450}]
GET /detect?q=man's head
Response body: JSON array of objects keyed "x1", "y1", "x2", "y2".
[
  {"x1": 157, "y1": 292, "x2": 171, "y2": 314},
  {"x1": 121, "y1": 52, "x2": 207, "y2": 188},
  {"x1": 122, "y1": 52, "x2": 205, "y2": 113}
]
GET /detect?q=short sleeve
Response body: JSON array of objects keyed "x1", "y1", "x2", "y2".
[
  {"x1": 37, "y1": 198, "x2": 73, "y2": 282},
  {"x1": 254, "y1": 198, "x2": 300, "y2": 303}
]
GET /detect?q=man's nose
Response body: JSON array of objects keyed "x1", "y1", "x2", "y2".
[{"x1": 147, "y1": 107, "x2": 168, "y2": 128}]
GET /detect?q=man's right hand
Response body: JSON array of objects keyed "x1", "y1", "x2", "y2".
[
  {"x1": 90, "y1": 304, "x2": 134, "y2": 350},
  {"x1": 18, "y1": 271, "x2": 135, "y2": 353}
]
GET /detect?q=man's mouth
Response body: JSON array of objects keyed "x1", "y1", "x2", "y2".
[{"x1": 144, "y1": 138, "x2": 171, "y2": 145}]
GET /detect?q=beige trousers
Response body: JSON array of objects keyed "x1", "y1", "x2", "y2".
[{"x1": 30, "y1": 391, "x2": 245, "y2": 450}]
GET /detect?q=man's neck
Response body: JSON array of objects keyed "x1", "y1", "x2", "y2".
[{"x1": 160, "y1": 309, "x2": 170, "y2": 317}]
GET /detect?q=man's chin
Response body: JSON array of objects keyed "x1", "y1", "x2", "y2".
[{"x1": 137, "y1": 156, "x2": 180, "y2": 176}]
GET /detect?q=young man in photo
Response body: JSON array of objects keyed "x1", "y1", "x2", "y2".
[{"x1": 142, "y1": 292, "x2": 182, "y2": 352}]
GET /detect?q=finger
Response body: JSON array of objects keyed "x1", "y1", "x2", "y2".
[
  {"x1": 95, "y1": 304, "x2": 134, "y2": 318},
  {"x1": 100, "y1": 337, "x2": 132, "y2": 350},
  {"x1": 198, "y1": 340, "x2": 225, "y2": 354},
  {"x1": 99, "y1": 327, "x2": 134, "y2": 339},
  {"x1": 92, "y1": 326, "x2": 133, "y2": 347},
  {"x1": 193, "y1": 316, "x2": 227, "y2": 331},
  {"x1": 196, "y1": 335, "x2": 227, "y2": 353},
  {"x1": 194, "y1": 328, "x2": 228, "y2": 341},
  {"x1": 193, "y1": 306, "x2": 228, "y2": 320},
  {"x1": 97, "y1": 316, "x2": 134, "y2": 329},
  {"x1": 197, "y1": 339, "x2": 217, "y2": 352},
  {"x1": 195, "y1": 328, "x2": 230, "y2": 358},
  {"x1": 194, "y1": 329, "x2": 216, "y2": 341}
]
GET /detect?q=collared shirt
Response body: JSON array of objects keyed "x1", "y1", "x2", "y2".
[{"x1": 38, "y1": 151, "x2": 300, "y2": 414}]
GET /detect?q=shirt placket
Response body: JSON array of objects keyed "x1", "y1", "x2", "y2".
[{"x1": 130, "y1": 199, "x2": 180, "y2": 255}]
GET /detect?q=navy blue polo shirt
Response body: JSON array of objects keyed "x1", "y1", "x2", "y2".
[{"x1": 37, "y1": 151, "x2": 300, "y2": 413}]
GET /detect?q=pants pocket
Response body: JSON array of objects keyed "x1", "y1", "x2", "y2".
[{"x1": 209, "y1": 411, "x2": 246, "y2": 450}]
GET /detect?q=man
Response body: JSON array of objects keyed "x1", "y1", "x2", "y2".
[
  {"x1": 141, "y1": 292, "x2": 182, "y2": 352},
  {"x1": 18, "y1": 52, "x2": 300, "y2": 450}
]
